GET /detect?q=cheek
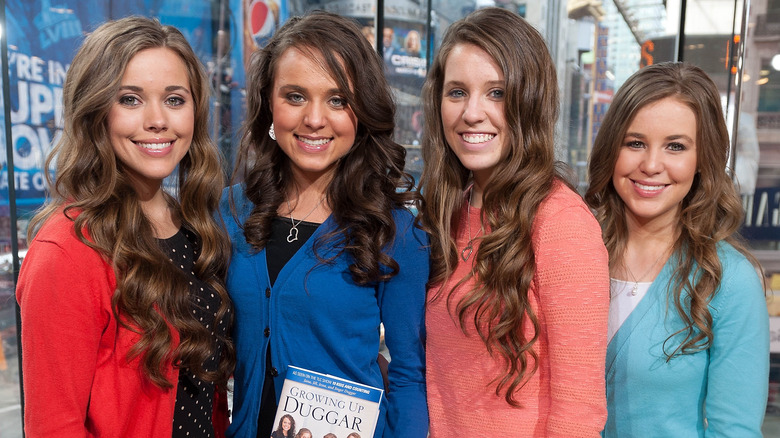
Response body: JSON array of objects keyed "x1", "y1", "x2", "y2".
[
  {"x1": 613, "y1": 152, "x2": 633, "y2": 178},
  {"x1": 440, "y1": 104, "x2": 458, "y2": 128}
]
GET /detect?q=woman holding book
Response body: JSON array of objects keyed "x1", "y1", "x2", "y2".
[
  {"x1": 17, "y1": 16, "x2": 234, "y2": 437},
  {"x1": 585, "y1": 61, "x2": 769, "y2": 436},
  {"x1": 223, "y1": 10, "x2": 428, "y2": 438},
  {"x1": 418, "y1": 7, "x2": 609, "y2": 437}
]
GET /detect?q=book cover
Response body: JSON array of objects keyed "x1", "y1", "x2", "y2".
[{"x1": 268, "y1": 366, "x2": 384, "y2": 438}]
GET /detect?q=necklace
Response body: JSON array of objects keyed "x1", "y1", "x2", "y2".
[
  {"x1": 461, "y1": 187, "x2": 483, "y2": 262},
  {"x1": 623, "y1": 249, "x2": 669, "y2": 296},
  {"x1": 285, "y1": 197, "x2": 325, "y2": 243}
]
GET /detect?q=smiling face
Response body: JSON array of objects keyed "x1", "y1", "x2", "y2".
[
  {"x1": 271, "y1": 47, "x2": 358, "y2": 186},
  {"x1": 440, "y1": 43, "x2": 507, "y2": 188},
  {"x1": 108, "y1": 47, "x2": 194, "y2": 195},
  {"x1": 612, "y1": 96, "x2": 698, "y2": 228},
  {"x1": 282, "y1": 416, "x2": 291, "y2": 431}
]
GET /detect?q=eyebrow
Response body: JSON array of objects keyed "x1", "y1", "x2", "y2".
[
  {"x1": 118, "y1": 85, "x2": 191, "y2": 94},
  {"x1": 624, "y1": 132, "x2": 694, "y2": 142},
  {"x1": 278, "y1": 84, "x2": 343, "y2": 94},
  {"x1": 443, "y1": 79, "x2": 504, "y2": 88}
]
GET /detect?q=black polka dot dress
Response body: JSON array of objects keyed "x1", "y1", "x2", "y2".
[{"x1": 158, "y1": 228, "x2": 229, "y2": 438}]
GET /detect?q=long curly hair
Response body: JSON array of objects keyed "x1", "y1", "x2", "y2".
[
  {"x1": 418, "y1": 7, "x2": 567, "y2": 405},
  {"x1": 233, "y1": 10, "x2": 416, "y2": 284},
  {"x1": 585, "y1": 61, "x2": 760, "y2": 359},
  {"x1": 28, "y1": 16, "x2": 234, "y2": 388}
]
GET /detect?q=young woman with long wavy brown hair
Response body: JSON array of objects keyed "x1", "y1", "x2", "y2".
[
  {"x1": 585, "y1": 62, "x2": 768, "y2": 436},
  {"x1": 17, "y1": 16, "x2": 234, "y2": 437},
  {"x1": 418, "y1": 7, "x2": 609, "y2": 436},
  {"x1": 223, "y1": 11, "x2": 428, "y2": 438}
]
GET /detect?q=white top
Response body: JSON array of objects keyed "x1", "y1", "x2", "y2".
[{"x1": 608, "y1": 278, "x2": 652, "y2": 343}]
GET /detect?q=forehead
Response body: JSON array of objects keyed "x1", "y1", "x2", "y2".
[
  {"x1": 273, "y1": 46, "x2": 351, "y2": 90},
  {"x1": 443, "y1": 43, "x2": 503, "y2": 81},
  {"x1": 121, "y1": 47, "x2": 190, "y2": 85}
]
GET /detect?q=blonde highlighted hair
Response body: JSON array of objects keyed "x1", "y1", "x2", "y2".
[{"x1": 29, "y1": 16, "x2": 234, "y2": 388}]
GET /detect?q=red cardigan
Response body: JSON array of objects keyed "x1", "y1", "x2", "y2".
[{"x1": 16, "y1": 211, "x2": 228, "y2": 437}]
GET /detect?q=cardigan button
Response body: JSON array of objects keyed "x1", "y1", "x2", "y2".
[
  {"x1": 265, "y1": 288, "x2": 271, "y2": 298},
  {"x1": 269, "y1": 367, "x2": 279, "y2": 377},
  {"x1": 264, "y1": 327, "x2": 270, "y2": 337}
]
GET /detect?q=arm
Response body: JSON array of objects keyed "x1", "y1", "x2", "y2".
[
  {"x1": 535, "y1": 203, "x2": 609, "y2": 437},
  {"x1": 704, "y1": 253, "x2": 769, "y2": 437},
  {"x1": 17, "y1": 235, "x2": 112, "y2": 437},
  {"x1": 378, "y1": 213, "x2": 429, "y2": 438}
]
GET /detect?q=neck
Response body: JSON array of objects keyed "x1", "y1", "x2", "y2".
[
  {"x1": 469, "y1": 180, "x2": 485, "y2": 208},
  {"x1": 138, "y1": 189, "x2": 179, "y2": 239},
  {"x1": 615, "y1": 217, "x2": 677, "y2": 282},
  {"x1": 283, "y1": 174, "x2": 332, "y2": 223},
  {"x1": 290, "y1": 166, "x2": 334, "y2": 197}
]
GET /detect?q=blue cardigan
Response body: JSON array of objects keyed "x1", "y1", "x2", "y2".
[
  {"x1": 604, "y1": 243, "x2": 769, "y2": 437},
  {"x1": 221, "y1": 186, "x2": 429, "y2": 438}
]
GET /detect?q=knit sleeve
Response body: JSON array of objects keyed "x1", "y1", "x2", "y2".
[
  {"x1": 533, "y1": 196, "x2": 609, "y2": 437},
  {"x1": 378, "y1": 210, "x2": 430, "y2": 438},
  {"x1": 704, "y1": 249, "x2": 768, "y2": 437},
  {"x1": 16, "y1": 222, "x2": 114, "y2": 437}
]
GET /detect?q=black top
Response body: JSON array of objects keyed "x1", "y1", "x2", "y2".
[
  {"x1": 257, "y1": 217, "x2": 319, "y2": 438},
  {"x1": 158, "y1": 228, "x2": 228, "y2": 438},
  {"x1": 266, "y1": 216, "x2": 320, "y2": 285}
]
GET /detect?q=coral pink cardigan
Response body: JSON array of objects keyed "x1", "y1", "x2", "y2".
[
  {"x1": 16, "y1": 211, "x2": 228, "y2": 437},
  {"x1": 426, "y1": 183, "x2": 609, "y2": 437}
]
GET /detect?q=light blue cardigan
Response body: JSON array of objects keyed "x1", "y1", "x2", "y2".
[
  {"x1": 604, "y1": 242, "x2": 769, "y2": 437},
  {"x1": 221, "y1": 185, "x2": 429, "y2": 438}
]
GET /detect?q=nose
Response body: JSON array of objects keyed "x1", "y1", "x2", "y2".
[
  {"x1": 304, "y1": 102, "x2": 327, "y2": 130},
  {"x1": 144, "y1": 102, "x2": 167, "y2": 132},
  {"x1": 462, "y1": 95, "x2": 486, "y2": 125},
  {"x1": 639, "y1": 146, "x2": 663, "y2": 175}
]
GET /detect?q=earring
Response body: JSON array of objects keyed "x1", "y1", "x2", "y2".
[{"x1": 269, "y1": 123, "x2": 276, "y2": 141}]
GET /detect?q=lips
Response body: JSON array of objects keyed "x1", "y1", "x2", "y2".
[
  {"x1": 461, "y1": 132, "x2": 495, "y2": 144},
  {"x1": 133, "y1": 139, "x2": 175, "y2": 156},
  {"x1": 296, "y1": 134, "x2": 332, "y2": 151},
  {"x1": 134, "y1": 141, "x2": 172, "y2": 150},
  {"x1": 632, "y1": 179, "x2": 668, "y2": 195}
]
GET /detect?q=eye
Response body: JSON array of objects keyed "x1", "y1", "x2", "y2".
[
  {"x1": 165, "y1": 96, "x2": 186, "y2": 107},
  {"x1": 329, "y1": 95, "x2": 347, "y2": 108},
  {"x1": 667, "y1": 142, "x2": 687, "y2": 152},
  {"x1": 286, "y1": 93, "x2": 305, "y2": 104},
  {"x1": 625, "y1": 140, "x2": 644, "y2": 149},
  {"x1": 118, "y1": 95, "x2": 141, "y2": 106},
  {"x1": 446, "y1": 88, "x2": 466, "y2": 99},
  {"x1": 488, "y1": 88, "x2": 505, "y2": 99}
]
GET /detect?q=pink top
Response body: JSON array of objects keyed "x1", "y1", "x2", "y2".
[{"x1": 425, "y1": 182, "x2": 609, "y2": 437}]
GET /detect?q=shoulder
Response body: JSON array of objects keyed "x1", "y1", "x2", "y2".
[
  {"x1": 709, "y1": 241, "x2": 764, "y2": 313},
  {"x1": 716, "y1": 241, "x2": 755, "y2": 273},
  {"x1": 19, "y1": 210, "x2": 115, "y2": 300},
  {"x1": 219, "y1": 183, "x2": 253, "y2": 233},
  {"x1": 533, "y1": 181, "x2": 601, "y2": 239},
  {"x1": 388, "y1": 206, "x2": 429, "y2": 255},
  {"x1": 31, "y1": 210, "x2": 98, "y2": 257}
]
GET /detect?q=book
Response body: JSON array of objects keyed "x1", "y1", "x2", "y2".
[{"x1": 268, "y1": 366, "x2": 384, "y2": 438}]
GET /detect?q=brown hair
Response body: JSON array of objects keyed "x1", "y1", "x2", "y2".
[
  {"x1": 585, "y1": 61, "x2": 760, "y2": 358},
  {"x1": 233, "y1": 10, "x2": 417, "y2": 284},
  {"x1": 418, "y1": 7, "x2": 567, "y2": 405},
  {"x1": 29, "y1": 16, "x2": 234, "y2": 388}
]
